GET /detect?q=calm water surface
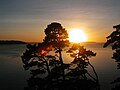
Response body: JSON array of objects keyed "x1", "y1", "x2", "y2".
[{"x1": 0, "y1": 44, "x2": 119, "y2": 90}]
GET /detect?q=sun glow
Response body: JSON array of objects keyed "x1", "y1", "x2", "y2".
[{"x1": 69, "y1": 28, "x2": 87, "y2": 43}]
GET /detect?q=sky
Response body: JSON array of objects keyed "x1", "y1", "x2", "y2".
[{"x1": 0, "y1": 0, "x2": 120, "y2": 42}]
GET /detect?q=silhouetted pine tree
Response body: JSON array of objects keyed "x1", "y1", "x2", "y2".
[
  {"x1": 21, "y1": 22, "x2": 99, "y2": 90},
  {"x1": 43, "y1": 22, "x2": 69, "y2": 80},
  {"x1": 103, "y1": 24, "x2": 120, "y2": 90},
  {"x1": 66, "y1": 44, "x2": 99, "y2": 84}
]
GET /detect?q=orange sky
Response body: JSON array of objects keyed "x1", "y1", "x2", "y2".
[
  {"x1": 1, "y1": 0, "x2": 120, "y2": 42},
  {"x1": 0, "y1": 21, "x2": 115, "y2": 42}
]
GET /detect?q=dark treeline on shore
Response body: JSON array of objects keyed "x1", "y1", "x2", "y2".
[{"x1": 0, "y1": 40, "x2": 27, "y2": 45}]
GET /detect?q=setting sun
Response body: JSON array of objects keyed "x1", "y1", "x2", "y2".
[{"x1": 69, "y1": 28, "x2": 87, "y2": 43}]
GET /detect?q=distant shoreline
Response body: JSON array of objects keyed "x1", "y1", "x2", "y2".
[
  {"x1": 0, "y1": 40, "x2": 105, "y2": 45},
  {"x1": 0, "y1": 40, "x2": 27, "y2": 45}
]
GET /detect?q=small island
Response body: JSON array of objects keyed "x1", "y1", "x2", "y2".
[{"x1": 0, "y1": 40, "x2": 27, "y2": 45}]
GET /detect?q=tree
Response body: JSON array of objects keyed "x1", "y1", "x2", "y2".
[
  {"x1": 66, "y1": 44, "x2": 99, "y2": 84},
  {"x1": 103, "y1": 24, "x2": 120, "y2": 90},
  {"x1": 103, "y1": 24, "x2": 120, "y2": 69},
  {"x1": 43, "y1": 22, "x2": 69, "y2": 80},
  {"x1": 21, "y1": 22, "x2": 99, "y2": 90},
  {"x1": 43, "y1": 22, "x2": 69, "y2": 62}
]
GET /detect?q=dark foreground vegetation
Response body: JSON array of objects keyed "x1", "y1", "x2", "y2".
[
  {"x1": 21, "y1": 22, "x2": 100, "y2": 90},
  {"x1": 104, "y1": 24, "x2": 120, "y2": 90}
]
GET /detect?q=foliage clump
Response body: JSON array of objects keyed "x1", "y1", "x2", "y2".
[
  {"x1": 104, "y1": 24, "x2": 120, "y2": 90},
  {"x1": 104, "y1": 24, "x2": 120, "y2": 69}
]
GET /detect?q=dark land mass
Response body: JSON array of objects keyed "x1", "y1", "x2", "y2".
[{"x1": 0, "y1": 40, "x2": 27, "y2": 45}]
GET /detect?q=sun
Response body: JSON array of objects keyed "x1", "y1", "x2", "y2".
[{"x1": 69, "y1": 28, "x2": 87, "y2": 43}]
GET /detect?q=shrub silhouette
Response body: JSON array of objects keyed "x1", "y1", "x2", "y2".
[
  {"x1": 21, "y1": 22, "x2": 99, "y2": 90},
  {"x1": 104, "y1": 24, "x2": 120, "y2": 90}
]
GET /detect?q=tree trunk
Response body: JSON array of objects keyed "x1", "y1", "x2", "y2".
[
  {"x1": 88, "y1": 61, "x2": 100, "y2": 90},
  {"x1": 58, "y1": 47, "x2": 65, "y2": 80}
]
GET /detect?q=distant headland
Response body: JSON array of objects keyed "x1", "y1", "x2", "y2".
[{"x1": 0, "y1": 40, "x2": 27, "y2": 45}]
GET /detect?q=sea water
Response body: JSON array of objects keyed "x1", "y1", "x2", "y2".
[{"x1": 0, "y1": 43, "x2": 119, "y2": 90}]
